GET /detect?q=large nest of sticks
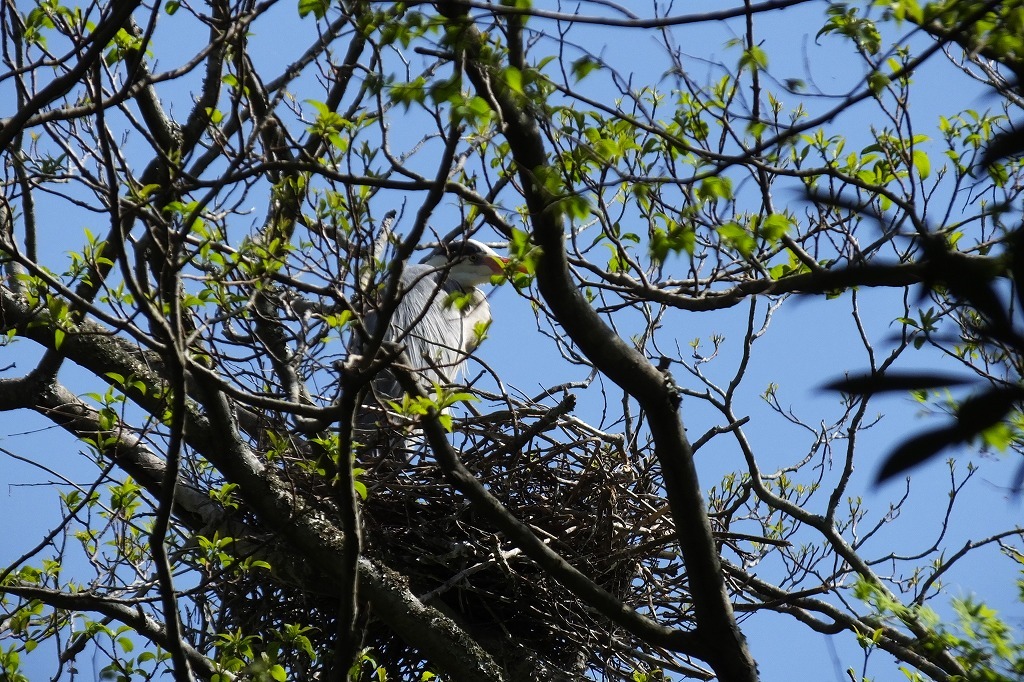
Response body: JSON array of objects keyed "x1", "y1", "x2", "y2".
[
  {"x1": 206, "y1": 394, "x2": 703, "y2": 680},
  {"x1": 353, "y1": 396, "x2": 679, "y2": 679}
]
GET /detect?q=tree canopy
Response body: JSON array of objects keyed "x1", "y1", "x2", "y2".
[{"x1": 2, "y1": 1, "x2": 1024, "y2": 681}]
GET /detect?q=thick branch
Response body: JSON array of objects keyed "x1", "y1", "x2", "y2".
[
  {"x1": 186, "y1": 369, "x2": 507, "y2": 682},
  {"x1": 442, "y1": 8, "x2": 757, "y2": 679},
  {"x1": 0, "y1": 287, "x2": 506, "y2": 682}
]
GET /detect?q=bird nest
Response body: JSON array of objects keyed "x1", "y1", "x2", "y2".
[
  {"x1": 206, "y1": 395, "x2": 696, "y2": 680},
  {"x1": 353, "y1": 397, "x2": 677, "y2": 679}
]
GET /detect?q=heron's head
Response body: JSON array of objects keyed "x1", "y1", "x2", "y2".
[{"x1": 422, "y1": 239, "x2": 511, "y2": 287}]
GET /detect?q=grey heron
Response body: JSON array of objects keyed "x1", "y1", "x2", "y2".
[{"x1": 359, "y1": 238, "x2": 517, "y2": 419}]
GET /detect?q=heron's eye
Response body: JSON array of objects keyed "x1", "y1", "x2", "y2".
[{"x1": 468, "y1": 254, "x2": 480, "y2": 263}]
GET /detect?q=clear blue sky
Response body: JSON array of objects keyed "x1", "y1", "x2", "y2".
[{"x1": 1, "y1": 2, "x2": 1021, "y2": 680}]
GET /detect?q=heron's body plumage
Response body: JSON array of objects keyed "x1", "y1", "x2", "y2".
[
  {"x1": 370, "y1": 263, "x2": 492, "y2": 398},
  {"x1": 358, "y1": 240, "x2": 507, "y2": 408}
]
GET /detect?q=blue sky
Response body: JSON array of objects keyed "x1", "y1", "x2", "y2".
[{"x1": 2, "y1": 1, "x2": 1023, "y2": 680}]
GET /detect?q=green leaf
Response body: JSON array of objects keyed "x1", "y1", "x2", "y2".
[
  {"x1": 560, "y1": 194, "x2": 591, "y2": 221},
  {"x1": 912, "y1": 149, "x2": 931, "y2": 180},
  {"x1": 717, "y1": 222, "x2": 755, "y2": 256},
  {"x1": 697, "y1": 176, "x2": 733, "y2": 202},
  {"x1": 739, "y1": 45, "x2": 768, "y2": 72},
  {"x1": 297, "y1": 0, "x2": 329, "y2": 18},
  {"x1": 325, "y1": 310, "x2": 352, "y2": 329},
  {"x1": 504, "y1": 66, "x2": 523, "y2": 95},
  {"x1": 981, "y1": 421, "x2": 1013, "y2": 451},
  {"x1": 429, "y1": 75, "x2": 461, "y2": 105},
  {"x1": 868, "y1": 70, "x2": 890, "y2": 95},
  {"x1": 389, "y1": 77, "x2": 428, "y2": 110},
  {"x1": 649, "y1": 222, "x2": 695, "y2": 263},
  {"x1": 570, "y1": 57, "x2": 600, "y2": 81},
  {"x1": 987, "y1": 162, "x2": 1009, "y2": 187},
  {"x1": 759, "y1": 213, "x2": 792, "y2": 241},
  {"x1": 890, "y1": 0, "x2": 924, "y2": 23}
]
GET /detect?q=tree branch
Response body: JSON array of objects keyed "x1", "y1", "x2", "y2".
[{"x1": 441, "y1": 8, "x2": 758, "y2": 679}]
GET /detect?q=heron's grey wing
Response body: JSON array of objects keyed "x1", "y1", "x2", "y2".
[
  {"x1": 353, "y1": 264, "x2": 489, "y2": 459},
  {"x1": 349, "y1": 270, "x2": 438, "y2": 402},
  {"x1": 390, "y1": 265, "x2": 470, "y2": 387},
  {"x1": 355, "y1": 263, "x2": 482, "y2": 416},
  {"x1": 354, "y1": 265, "x2": 462, "y2": 400}
]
